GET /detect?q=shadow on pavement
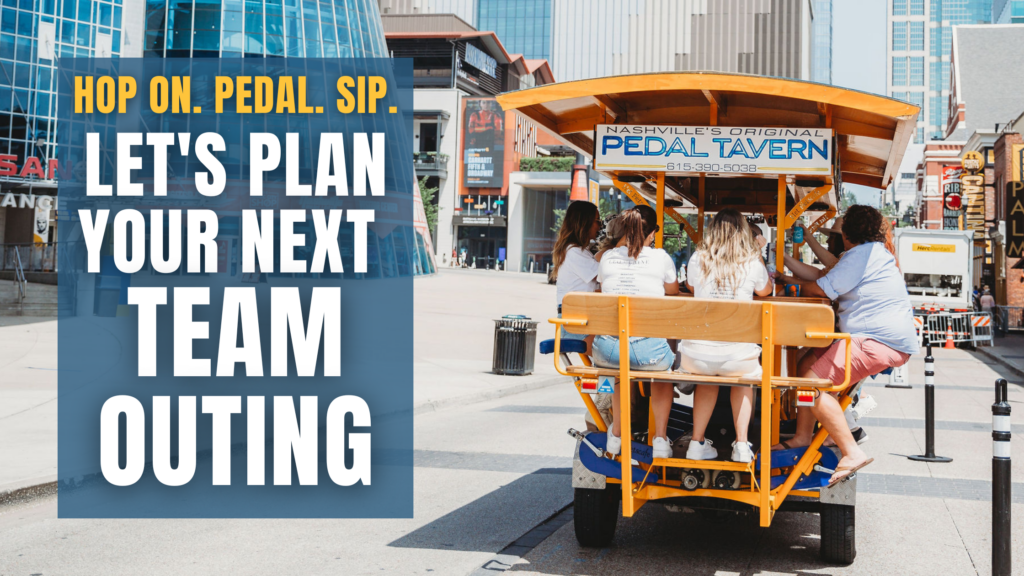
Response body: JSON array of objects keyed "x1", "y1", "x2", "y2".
[
  {"x1": 388, "y1": 468, "x2": 572, "y2": 553},
  {"x1": 508, "y1": 503, "x2": 839, "y2": 576}
]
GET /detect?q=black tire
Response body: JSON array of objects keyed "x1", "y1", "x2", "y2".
[
  {"x1": 573, "y1": 486, "x2": 620, "y2": 547},
  {"x1": 819, "y1": 503, "x2": 856, "y2": 565}
]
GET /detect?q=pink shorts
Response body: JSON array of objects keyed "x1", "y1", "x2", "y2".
[{"x1": 811, "y1": 337, "x2": 910, "y2": 387}]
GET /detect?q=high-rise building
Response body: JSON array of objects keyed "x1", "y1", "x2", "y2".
[
  {"x1": 477, "y1": 0, "x2": 550, "y2": 60},
  {"x1": 142, "y1": 0, "x2": 388, "y2": 58},
  {"x1": 0, "y1": 0, "x2": 142, "y2": 252},
  {"x1": 811, "y1": 0, "x2": 831, "y2": 84},
  {"x1": 994, "y1": 0, "x2": 1024, "y2": 23},
  {"x1": 380, "y1": 0, "x2": 816, "y2": 83},
  {"x1": 886, "y1": 0, "x2": 991, "y2": 145}
]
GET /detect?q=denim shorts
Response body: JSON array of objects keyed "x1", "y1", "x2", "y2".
[
  {"x1": 591, "y1": 335, "x2": 674, "y2": 371},
  {"x1": 558, "y1": 312, "x2": 586, "y2": 341}
]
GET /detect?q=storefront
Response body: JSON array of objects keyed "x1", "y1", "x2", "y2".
[
  {"x1": 453, "y1": 213, "x2": 506, "y2": 268},
  {"x1": 0, "y1": 183, "x2": 58, "y2": 275}
]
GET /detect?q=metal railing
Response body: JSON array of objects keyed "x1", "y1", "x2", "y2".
[
  {"x1": 1, "y1": 243, "x2": 57, "y2": 273},
  {"x1": 993, "y1": 306, "x2": 1024, "y2": 334},
  {"x1": 10, "y1": 245, "x2": 26, "y2": 301},
  {"x1": 412, "y1": 152, "x2": 449, "y2": 173}
]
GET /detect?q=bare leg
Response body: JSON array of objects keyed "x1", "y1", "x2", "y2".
[
  {"x1": 810, "y1": 393, "x2": 870, "y2": 483},
  {"x1": 691, "y1": 385, "x2": 719, "y2": 442},
  {"x1": 650, "y1": 382, "x2": 674, "y2": 440},
  {"x1": 731, "y1": 386, "x2": 754, "y2": 443}
]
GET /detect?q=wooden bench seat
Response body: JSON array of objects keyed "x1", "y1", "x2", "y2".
[{"x1": 565, "y1": 365, "x2": 833, "y2": 389}]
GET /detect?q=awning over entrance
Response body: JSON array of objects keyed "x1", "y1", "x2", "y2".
[{"x1": 496, "y1": 72, "x2": 920, "y2": 195}]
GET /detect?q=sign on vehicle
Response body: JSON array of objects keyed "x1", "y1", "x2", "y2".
[
  {"x1": 594, "y1": 124, "x2": 832, "y2": 176},
  {"x1": 912, "y1": 243, "x2": 956, "y2": 253}
]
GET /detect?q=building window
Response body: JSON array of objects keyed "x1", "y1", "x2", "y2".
[
  {"x1": 910, "y1": 57, "x2": 924, "y2": 86},
  {"x1": 930, "y1": 95, "x2": 943, "y2": 127},
  {"x1": 942, "y1": 61, "x2": 950, "y2": 89},
  {"x1": 910, "y1": 21, "x2": 924, "y2": 50},
  {"x1": 892, "y1": 57, "x2": 907, "y2": 86},
  {"x1": 916, "y1": 127, "x2": 924, "y2": 143},
  {"x1": 907, "y1": 91, "x2": 924, "y2": 108},
  {"x1": 891, "y1": 91, "x2": 908, "y2": 101},
  {"x1": 910, "y1": 0, "x2": 924, "y2": 15},
  {"x1": 892, "y1": 21, "x2": 907, "y2": 50},
  {"x1": 894, "y1": 0, "x2": 907, "y2": 15}
]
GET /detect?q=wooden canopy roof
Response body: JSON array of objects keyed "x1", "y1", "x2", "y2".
[{"x1": 496, "y1": 72, "x2": 920, "y2": 194}]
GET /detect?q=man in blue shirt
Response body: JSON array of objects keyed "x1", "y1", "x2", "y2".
[{"x1": 774, "y1": 205, "x2": 917, "y2": 486}]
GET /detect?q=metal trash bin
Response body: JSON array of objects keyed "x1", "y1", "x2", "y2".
[{"x1": 492, "y1": 315, "x2": 538, "y2": 375}]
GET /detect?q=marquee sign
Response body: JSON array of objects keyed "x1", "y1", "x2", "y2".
[{"x1": 594, "y1": 125, "x2": 832, "y2": 176}]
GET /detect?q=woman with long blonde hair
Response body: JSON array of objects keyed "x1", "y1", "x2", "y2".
[
  {"x1": 552, "y1": 201, "x2": 602, "y2": 350},
  {"x1": 679, "y1": 209, "x2": 773, "y2": 463}
]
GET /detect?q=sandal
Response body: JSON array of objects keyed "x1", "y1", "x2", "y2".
[
  {"x1": 826, "y1": 458, "x2": 873, "y2": 488},
  {"x1": 771, "y1": 440, "x2": 792, "y2": 451}
]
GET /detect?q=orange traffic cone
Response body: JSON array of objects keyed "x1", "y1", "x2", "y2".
[{"x1": 944, "y1": 326, "x2": 955, "y2": 349}]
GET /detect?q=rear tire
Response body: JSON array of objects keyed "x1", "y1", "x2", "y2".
[
  {"x1": 819, "y1": 503, "x2": 856, "y2": 565},
  {"x1": 573, "y1": 486, "x2": 620, "y2": 547}
]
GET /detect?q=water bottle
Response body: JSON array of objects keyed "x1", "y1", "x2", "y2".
[{"x1": 793, "y1": 226, "x2": 804, "y2": 244}]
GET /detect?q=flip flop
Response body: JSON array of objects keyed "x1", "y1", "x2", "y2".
[
  {"x1": 826, "y1": 458, "x2": 873, "y2": 488},
  {"x1": 771, "y1": 440, "x2": 792, "y2": 451}
]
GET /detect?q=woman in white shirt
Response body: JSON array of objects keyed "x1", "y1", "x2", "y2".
[
  {"x1": 593, "y1": 207, "x2": 679, "y2": 459},
  {"x1": 552, "y1": 201, "x2": 603, "y2": 353},
  {"x1": 680, "y1": 210, "x2": 773, "y2": 464}
]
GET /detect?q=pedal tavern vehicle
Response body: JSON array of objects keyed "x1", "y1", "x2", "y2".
[{"x1": 497, "y1": 73, "x2": 919, "y2": 565}]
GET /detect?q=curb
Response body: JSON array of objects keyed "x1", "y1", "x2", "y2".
[
  {"x1": 0, "y1": 479, "x2": 57, "y2": 507},
  {"x1": 975, "y1": 347, "x2": 1024, "y2": 380}
]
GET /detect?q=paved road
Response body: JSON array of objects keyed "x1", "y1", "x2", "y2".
[{"x1": 2, "y1": 269, "x2": 1024, "y2": 574}]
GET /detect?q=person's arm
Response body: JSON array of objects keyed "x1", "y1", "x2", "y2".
[
  {"x1": 805, "y1": 232, "x2": 838, "y2": 268},
  {"x1": 784, "y1": 253, "x2": 826, "y2": 281},
  {"x1": 661, "y1": 251, "x2": 680, "y2": 295},
  {"x1": 775, "y1": 273, "x2": 828, "y2": 298},
  {"x1": 664, "y1": 280, "x2": 680, "y2": 295}
]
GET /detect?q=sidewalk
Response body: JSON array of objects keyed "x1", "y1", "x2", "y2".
[
  {"x1": 0, "y1": 268, "x2": 564, "y2": 494},
  {"x1": 0, "y1": 317, "x2": 57, "y2": 495},
  {"x1": 977, "y1": 332, "x2": 1024, "y2": 378}
]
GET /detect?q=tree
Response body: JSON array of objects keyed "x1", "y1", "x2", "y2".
[{"x1": 418, "y1": 177, "x2": 439, "y2": 238}]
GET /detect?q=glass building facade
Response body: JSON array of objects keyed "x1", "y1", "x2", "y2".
[
  {"x1": 477, "y1": 0, "x2": 550, "y2": 60},
  {"x1": 0, "y1": 0, "x2": 128, "y2": 178},
  {"x1": 994, "y1": 0, "x2": 1024, "y2": 23},
  {"x1": 888, "y1": 0, "x2": 991, "y2": 143},
  {"x1": 811, "y1": 0, "x2": 831, "y2": 84},
  {"x1": 143, "y1": 0, "x2": 387, "y2": 58}
]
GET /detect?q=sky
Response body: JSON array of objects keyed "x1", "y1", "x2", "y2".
[{"x1": 831, "y1": 0, "x2": 887, "y2": 207}]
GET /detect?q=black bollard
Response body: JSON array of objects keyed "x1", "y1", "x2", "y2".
[
  {"x1": 992, "y1": 378, "x2": 1011, "y2": 576},
  {"x1": 909, "y1": 344, "x2": 953, "y2": 463}
]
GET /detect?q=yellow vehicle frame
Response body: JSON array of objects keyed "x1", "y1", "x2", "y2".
[{"x1": 496, "y1": 72, "x2": 919, "y2": 528}]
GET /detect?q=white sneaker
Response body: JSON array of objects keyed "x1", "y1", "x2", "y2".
[
  {"x1": 606, "y1": 430, "x2": 621, "y2": 455},
  {"x1": 686, "y1": 438, "x2": 717, "y2": 460},
  {"x1": 652, "y1": 437, "x2": 672, "y2": 459},
  {"x1": 851, "y1": 395, "x2": 878, "y2": 420},
  {"x1": 731, "y1": 441, "x2": 754, "y2": 463}
]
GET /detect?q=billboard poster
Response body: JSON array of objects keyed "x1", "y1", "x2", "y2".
[
  {"x1": 594, "y1": 125, "x2": 832, "y2": 176},
  {"x1": 941, "y1": 165, "x2": 962, "y2": 230},
  {"x1": 463, "y1": 98, "x2": 505, "y2": 188},
  {"x1": 1009, "y1": 181, "x2": 1024, "y2": 259}
]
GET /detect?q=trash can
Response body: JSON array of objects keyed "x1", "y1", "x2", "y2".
[{"x1": 492, "y1": 315, "x2": 538, "y2": 375}]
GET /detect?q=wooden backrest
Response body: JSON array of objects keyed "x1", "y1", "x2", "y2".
[{"x1": 561, "y1": 293, "x2": 835, "y2": 348}]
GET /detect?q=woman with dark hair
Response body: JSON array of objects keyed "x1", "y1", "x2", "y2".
[
  {"x1": 593, "y1": 206, "x2": 679, "y2": 459},
  {"x1": 773, "y1": 204, "x2": 917, "y2": 486},
  {"x1": 552, "y1": 201, "x2": 603, "y2": 351}
]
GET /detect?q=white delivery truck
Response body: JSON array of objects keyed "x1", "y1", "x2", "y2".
[{"x1": 894, "y1": 228, "x2": 974, "y2": 311}]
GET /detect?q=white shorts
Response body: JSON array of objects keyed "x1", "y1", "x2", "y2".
[{"x1": 676, "y1": 352, "x2": 762, "y2": 380}]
